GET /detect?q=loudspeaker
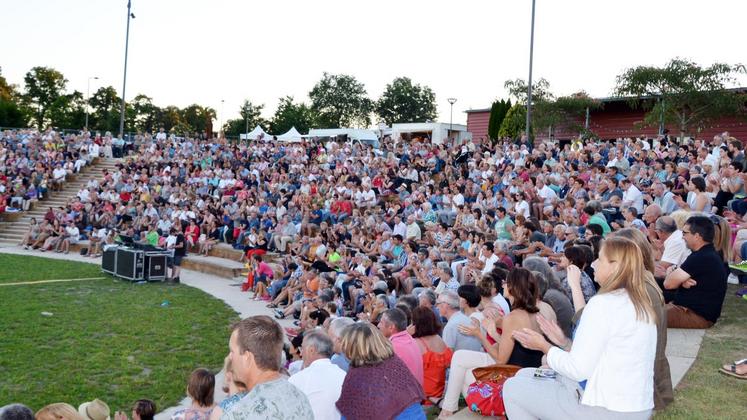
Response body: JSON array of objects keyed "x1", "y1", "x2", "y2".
[
  {"x1": 102, "y1": 247, "x2": 118, "y2": 274},
  {"x1": 144, "y1": 252, "x2": 167, "y2": 281},
  {"x1": 115, "y1": 248, "x2": 145, "y2": 281}
]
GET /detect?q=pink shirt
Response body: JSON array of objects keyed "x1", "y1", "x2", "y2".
[
  {"x1": 256, "y1": 261, "x2": 274, "y2": 278},
  {"x1": 390, "y1": 330, "x2": 424, "y2": 386}
]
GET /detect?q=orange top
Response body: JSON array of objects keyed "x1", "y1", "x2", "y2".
[
  {"x1": 303, "y1": 277, "x2": 320, "y2": 298},
  {"x1": 418, "y1": 338, "x2": 454, "y2": 399}
]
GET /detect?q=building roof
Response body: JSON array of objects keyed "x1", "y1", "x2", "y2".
[
  {"x1": 464, "y1": 87, "x2": 747, "y2": 113},
  {"x1": 464, "y1": 108, "x2": 491, "y2": 114}
]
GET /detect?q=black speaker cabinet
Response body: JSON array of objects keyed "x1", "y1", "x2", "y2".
[
  {"x1": 115, "y1": 248, "x2": 145, "y2": 281},
  {"x1": 144, "y1": 252, "x2": 168, "y2": 281},
  {"x1": 102, "y1": 247, "x2": 118, "y2": 274}
]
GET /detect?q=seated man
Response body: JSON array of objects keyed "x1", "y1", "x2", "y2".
[{"x1": 664, "y1": 215, "x2": 728, "y2": 328}]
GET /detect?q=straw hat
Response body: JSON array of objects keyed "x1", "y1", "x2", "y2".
[{"x1": 78, "y1": 400, "x2": 110, "y2": 420}]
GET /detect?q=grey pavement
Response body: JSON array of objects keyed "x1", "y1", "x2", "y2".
[{"x1": 0, "y1": 245, "x2": 705, "y2": 419}]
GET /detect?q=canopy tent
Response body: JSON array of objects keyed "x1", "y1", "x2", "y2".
[
  {"x1": 275, "y1": 127, "x2": 304, "y2": 142},
  {"x1": 239, "y1": 125, "x2": 271, "y2": 141},
  {"x1": 305, "y1": 128, "x2": 379, "y2": 142}
]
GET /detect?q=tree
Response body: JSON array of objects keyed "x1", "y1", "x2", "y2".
[
  {"x1": 615, "y1": 58, "x2": 747, "y2": 139},
  {"x1": 487, "y1": 99, "x2": 511, "y2": 140},
  {"x1": 0, "y1": 68, "x2": 27, "y2": 127},
  {"x1": 223, "y1": 100, "x2": 267, "y2": 136},
  {"x1": 309, "y1": 72, "x2": 373, "y2": 128},
  {"x1": 47, "y1": 90, "x2": 86, "y2": 129},
  {"x1": 498, "y1": 103, "x2": 527, "y2": 139},
  {"x1": 157, "y1": 106, "x2": 184, "y2": 133},
  {"x1": 270, "y1": 96, "x2": 316, "y2": 135},
  {"x1": 375, "y1": 77, "x2": 437, "y2": 126},
  {"x1": 504, "y1": 78, "x2": 601, "y2": 139},
  {"x1": 181, "y1": 104, "x2": 216, "y2": 136},
  {"x1": 0, "y1": 67, "x2": 18, "y2": 102},
  {"x1": 88, "y1": 86, "x2": 121, "y2": 133},
  {"x1": 0, "y1": 98, "x2": 27, "y2": 128},
  {"x1": 504, "y1": 78, "x2": 553, "y2": 104},
  {"x1": 23, "y1": 66, "x2": 67, "y2": 128},
  {"x1": 131, "y1": 94, "x2": 159, "y2": 133}
]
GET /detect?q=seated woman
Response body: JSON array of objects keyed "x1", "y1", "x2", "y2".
[
  {"x1": 412, "y1": 306, "x2": 453, "y2": 407},
  {"x1": 438, "y1": 268, "x2": 545, "y2": 418},
  {"x1": 251, "y1": 254, "x2": 275, "y2": 301},
  {"x1": 336, "y1": 321, "x2": 425, "y2": 420},
  {"x1": 208, "y1": 356, "x2": 248, "y2": 420},
  {"x1": 504, "y1": 237, "x2": 659, "y2": 419}
]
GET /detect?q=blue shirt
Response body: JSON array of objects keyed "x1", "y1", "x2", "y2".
[{"x1": 331, "y1": 353, "x2": 350, "y2": 372}]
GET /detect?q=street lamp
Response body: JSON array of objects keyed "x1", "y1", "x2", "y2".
[
  {"x1": 220, "y1": 99, "x2": 225, "y2": 138},
  {"x1": 85, "y1": 76, "x2": 99, "y2": 131},
  {"x1": 245, "y1": 104, "x2": 249, "y2": 143},
  {"x1": 525, "y1": 0, "x2": 536, "y2": 142},
  {"x1": 118, "y1": 0, "x2": 135, "y2": 139},
  {"x1": 447, "y1": 97, "x2": 457, "y2": 134}
]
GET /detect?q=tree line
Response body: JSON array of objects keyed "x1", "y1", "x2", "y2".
[
  {"x1": 2, "y1": 59, "x2": 743, "y2": 139},
  {"x1": 0, "y1": 67, "x2": 439, "y2": 137}
]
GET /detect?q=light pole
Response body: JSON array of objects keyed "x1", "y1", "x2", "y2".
[
  {"x1": 245, "y1": 104, "x2": 249, "y2": 143},
  {"x1": 85, "y1": 76, "x2": 99, "y2": 131},
  {"x1": 118, "y1": 0, "x2": 135, "y2": 139},
  {"x1": 525, "y1": 0, "x2": 536, "y2": 143},
  {"x1": 447, "y1": 97, "x2": 457, "y2": 134},
  {"x1": 220, "y1": 99, "x2": 225, "y2": 138}
]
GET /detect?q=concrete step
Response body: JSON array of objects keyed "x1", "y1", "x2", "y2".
[
  {"x1": 180, "y1": 255, "x2": 245, "y2": 279},
  {"x1": 0, "y1": 233, "x2": 25, "y2": 240}
]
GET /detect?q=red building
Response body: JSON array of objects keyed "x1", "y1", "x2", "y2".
[{"x1": 466, "y1": 95, "x2": 747, "y2": 142}]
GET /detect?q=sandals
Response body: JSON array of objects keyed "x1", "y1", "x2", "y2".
[
  {"x1": 719, "y1": 359, "x2": 747, "y2": 380},
  {"x1": 266, "y1": 303, "x2": 278, "y2": 308}
]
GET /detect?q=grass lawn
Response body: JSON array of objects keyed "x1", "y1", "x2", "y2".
[
  {"x1": 0, "y1": 254, "x2": 239, "y2": 412},
  {"x1": 656, "y1": 284, "x2": 747, "y2": 420}
]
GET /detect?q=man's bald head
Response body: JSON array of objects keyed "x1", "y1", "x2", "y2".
[{"x1": 643, "y1": 204, "x2": 662, "y2": 224}]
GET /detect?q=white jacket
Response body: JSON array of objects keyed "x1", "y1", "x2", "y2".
[{"x1": 548, "y1": 290, "x2": 656, "y2": 412}]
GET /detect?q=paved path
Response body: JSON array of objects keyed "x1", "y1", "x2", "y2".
[{"x1": 0, "y1": 245, "x2": 705, "y2": 419}]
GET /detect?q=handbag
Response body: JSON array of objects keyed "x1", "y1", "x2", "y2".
[{"x1": 465, "y1": 364, "x2": 521, "y2": 417}]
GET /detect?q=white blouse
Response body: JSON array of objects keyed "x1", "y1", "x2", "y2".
[{"x1": 547, "y1": 290, "x2": 656, "y2": 413}]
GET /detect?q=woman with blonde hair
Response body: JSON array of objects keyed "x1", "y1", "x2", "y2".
[
  {"x1": 710, "y1": 215, "x2": 733, "y2": 263},
  {"x1": 208, "y1": 356, "x2": 248, "y2": 420},
  {"x1": 505, "y1": 237, "x2": 659, "y2": 419},
  {"x1": 36, "y1": 403, "x2": 85, "y2": 420},
  {"x1": 335, "y1": 322, "x2": 425, "y2": 420}
]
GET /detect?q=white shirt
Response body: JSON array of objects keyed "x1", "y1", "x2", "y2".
[
  {"x1": 547, "y1": 291, "x2": 656, "y2": 413},
  {"x1": 53, "y1": 168, "x2": 66, "y2": 180},
  {"x1": 491, "y1": 294, "x2": 511, "y2": 315},
  {"x1": 660, "y1": 230, "x2": 691, "y2": 266},
  {"x1": 288, "y1": 358, "x2": 346, "y2": 420},
  {"x1": 514, "y1": 200, "x2": 530, "y2": 219},
  {"x1": 537, "y1": 185, "x2": 557, "y2": 205},
  {"x1": 623, "y1": 184, "x2": 644, "y2": 213},
  {"x1": 393, "y1": 222, "x2": 407, "y2": 238},
  {"x1": 481, "y1": 253, "x2": 500, "y2": 275}
]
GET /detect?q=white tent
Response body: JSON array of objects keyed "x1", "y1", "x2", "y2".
[
  {"x1": 306, "y1": 128, "x2": 379, "y2": 142},
  {"x1": 276, "y1": 126, "x2": 304, "y2": 142},
  {"x1": 239, "y1": 125, "x2": 271, "y2": 141}
]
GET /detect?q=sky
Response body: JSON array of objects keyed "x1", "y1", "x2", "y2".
[{"x1": 2, "y1": 0, "x2": 746, "y2": 128}]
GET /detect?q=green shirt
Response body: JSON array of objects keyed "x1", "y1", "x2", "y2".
[
  {"x1": 495, "y1": 216, "x2": 515, "y2": 240},
  {"x1": 146, "y1": 230, "x2": 160, "y2": 246},
  {"x1": 588, "y1": 213, "x2": 611, "y2": 236}
]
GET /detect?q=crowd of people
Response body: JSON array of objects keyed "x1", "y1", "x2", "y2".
[{"x1": 3, "y1": 126, "x2": 747, "y2": 419}]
